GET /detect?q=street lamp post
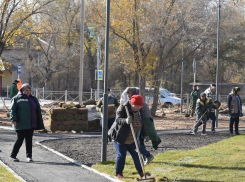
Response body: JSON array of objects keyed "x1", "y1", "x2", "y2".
[
  {"x1": 79, "y1": 0, "x2": 85, "y2": 104},
  {"x1": 215, "y1": 0, "x2": 221, "y2": 127},
  {"x1": 101, "y1": 0, "x2": 110, "y2": 162}
]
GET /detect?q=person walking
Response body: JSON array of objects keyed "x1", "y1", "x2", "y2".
[
  {"x1": 9, "y1": 83, "x2": 45, "y2": 162},
  {"x1": 190, "y1": 92, "x2": 213, "y2": 135},
  {"x1": 17, "y1": 79, "x2": 22, "y2": 91},
  {"x1": 190, "y1": 85, "x2": 200, "y2": 117},
  {"x1": 96, "y1": 88, "x2": 119, "y2": 130},
  {"x1": 9, "y1": 80, "x2": 19, "y2": 99},
  {"x1": 108, "y1": 95, "x2": 145, "y2": 179},
  {"x1": 204, "y1": 83, "x2": 217, "y2": 133},
  {"x1": 125, "y1": 87, "x2": 161, "y2": 165},
  {"x1": 228, "y1": 87, "x2": 243, "y2": 135}
]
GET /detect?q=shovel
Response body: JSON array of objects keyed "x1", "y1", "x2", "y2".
[{"x1": 186, "y1": 110, "x2": 208, "y2": 135}]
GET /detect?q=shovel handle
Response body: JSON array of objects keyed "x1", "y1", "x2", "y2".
[
  {"x1": 197, "y1": 110, "x2": 208, "y2": 122},
  {"x1": 125, "y1": 106, "x2": 145, "y2": 175}
]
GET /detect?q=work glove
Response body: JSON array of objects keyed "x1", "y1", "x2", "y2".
[
  {"x1": 144, "y1": 136, "x2": 150, "y2": 142},
  {"x1": 126, "y1": 117, "x2": 133, "y2": 124}
]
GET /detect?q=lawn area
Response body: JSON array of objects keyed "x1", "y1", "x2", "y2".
[
  {"x1": 92, "y1": 135, "x2": 245, "y2": 182},
  {"x1": 0, "y1": 162, "x2": 21, "y2": 182}
]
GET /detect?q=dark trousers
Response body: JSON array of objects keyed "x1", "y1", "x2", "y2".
[
  {"x1": 108, "y1": 117, "x2": 115, "y2": 130},
  {"x1": 100, "y1": 117, "x2": 115, "y2": 130},
  {"x1": 207, "y1": 112, "x2": 216, "y2": 131},
  {"x1": 193, "y1": 114, "x2": 208, "y2": 134},
  {"x1": 11, "y1": 129, "x2": 34, "y2": 158},
  {"x1": 139, "y1": 137, "x2": 150, "y2": 159},
  {"x1": 113, "y1": 141, "x2": 143, "y2": 175},
  {"x1": 229, "y1": 117, "x2": 239, "y2": 134}
]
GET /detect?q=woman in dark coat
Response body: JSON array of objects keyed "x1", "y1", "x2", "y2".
[
  {"x1": 10, "y1": 83, "x2": 44, "y2": 162},
  {"x1": 228, "y1": 87, "x2": 243, "y2": 135},
  {"x1": 108, "y1": 95, "x2": 144, "y2": 179}
]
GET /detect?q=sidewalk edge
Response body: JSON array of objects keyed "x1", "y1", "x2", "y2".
[
  {"x1": 36, "y1": 140, "x2": 122, "y2": 182},
  {"x1": 0, "y1": 159, "x2": 26, "y2": 182}
]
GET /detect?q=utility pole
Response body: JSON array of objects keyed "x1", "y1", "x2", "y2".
[
  {"x1": 97, "y1": 37, "x2": 101, "y2": 100},
  {"x1": 180, "y1": 42, "x2": 184, "y2": 113},
  {"x1": 215, "y1": 0, "x2": 221, "y2": 127},
  {"x1": 101, "y1": 0, "x2": 110, "y2": 162},
  {"x1": 79, "y1": 0, "x2": 85, "y2": 104}
]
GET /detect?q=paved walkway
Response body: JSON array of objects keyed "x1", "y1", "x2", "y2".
[
  {"x1": 0, "y1": 127, "x2": 121, "y2": 182},
  {"x1": 1, "y1": 126, "x2": 245, "y2": 182}
]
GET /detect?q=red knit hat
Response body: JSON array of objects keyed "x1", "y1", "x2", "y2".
[{"x1": 130, "y1": 95, "x2": 144, "y2": 106}]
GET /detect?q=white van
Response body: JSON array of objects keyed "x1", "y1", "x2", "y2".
[{"x1": 120, "y1": 87, "x2": 181, "y2": 106}]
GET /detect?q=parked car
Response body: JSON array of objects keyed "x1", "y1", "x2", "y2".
[
  {"x1": 145, "y1": 94, "x2": 181, "y2": 106},
  {"x1": 120, "y1": 87, "x2": 180, "y2": 106},
  {"x1": 159, "y1": 88, "x2": 177, "y2": 97}
]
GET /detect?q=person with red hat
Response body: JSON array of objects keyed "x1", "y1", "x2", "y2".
[
  {"x1": 108, "y1": 94, "x2": 145, "y2": 179},
  {"x1": 125, "y1": 87, "x2": 161, "y2": 165}
]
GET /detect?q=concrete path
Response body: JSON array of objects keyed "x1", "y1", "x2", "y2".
[{"x1": 0, "y1": 127, "x2": 121, "y2": 182}]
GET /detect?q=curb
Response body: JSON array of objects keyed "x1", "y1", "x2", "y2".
[
  {"x1": 36, "y1": 140, "x2": 122, "y2": 182},
  {"x1": 0, "y1": 159, "x2": 26, "y2": 182}
]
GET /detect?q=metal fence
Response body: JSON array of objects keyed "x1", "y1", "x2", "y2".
[
  {"x1": 2, "y1": 86, "x2": 245, "y2": 114},
  {"x1": 32, "y1": 88, "x2": 123, "y2": 103}
]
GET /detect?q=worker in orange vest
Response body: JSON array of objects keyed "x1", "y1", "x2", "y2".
[{"x1": 17, "y1": 79, "x2": 22, "y2": 91}]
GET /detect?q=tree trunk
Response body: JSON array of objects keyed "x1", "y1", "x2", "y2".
[
  {"x1": 151, "y1": 45, "x2": 164, "y2": 116},
  {"x1": 0, "y1": 41, "x2": 5, "y2": 57},
  {"x1": 139, "y1": 73, "x2": 146, "y2": 99}
]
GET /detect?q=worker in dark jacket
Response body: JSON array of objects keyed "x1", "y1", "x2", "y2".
[
  {"x1": 108, "y1": 95, "x2": 144, "y2": 179},
  {"x1": 96, "y1": 88, "x2": 119, "y2": 129},
  {"x1": 9, "y1": 83, "x2": 44, "y2": 162},
  {"x1": 190, "y1": 92, "x2": 213, "y2": 135},
  {"x1": 204, "y1": 83, "x2": 217, "y2": 132},
  {"x1": 190, "y1": 85, "x2": 200, "y2": 117},
  {"x1": 9, "y1": 80, "x2": 19, "y2": 98},
  {"x1": 228, "y1": 87, "x2": 243, "y2": 135}
]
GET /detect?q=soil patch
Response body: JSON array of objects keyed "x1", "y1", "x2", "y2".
[{"x1": 41, "y1": 132, "x2": 231, "y2": 167}]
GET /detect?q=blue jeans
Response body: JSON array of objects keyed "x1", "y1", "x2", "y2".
[
  {"x1": 113, "y1": 141, "x2": 143, "y2": 175},
  {"x1": 140, "y1": 138, "x2": 150, "y2": 159}
]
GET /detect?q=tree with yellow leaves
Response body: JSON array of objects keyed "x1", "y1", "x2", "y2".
[{"x1": 0, "y1": 0, "x2": 55, "y2": 57}]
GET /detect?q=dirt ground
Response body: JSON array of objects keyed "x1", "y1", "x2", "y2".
[
  {"x1": 1, "y1": 107, "x2": 245, "y2": 170},
  {"x1": 2, "y1": 107, "x2": 245, "y2": 131},
  {"x1": 41, "y1": 132, "x2": 231, "y2": 167}
]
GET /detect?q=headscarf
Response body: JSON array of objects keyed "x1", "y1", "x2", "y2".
[{"x1": 20, "y1": 83, "x2": 32, "y2": 92}]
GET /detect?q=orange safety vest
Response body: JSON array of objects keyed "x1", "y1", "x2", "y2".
[{"x1": 17, "y1": 79, "x2": 22, "y2": 90}]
